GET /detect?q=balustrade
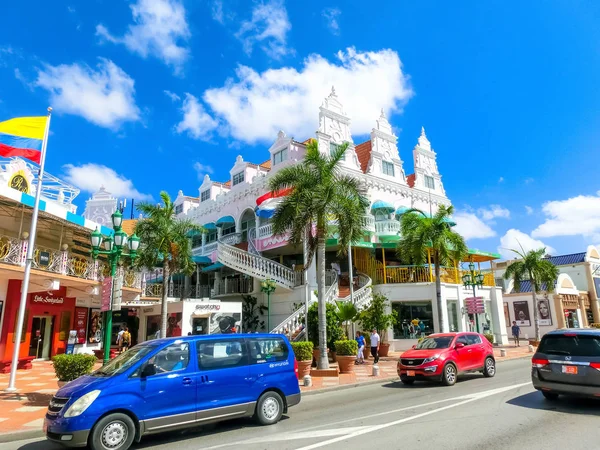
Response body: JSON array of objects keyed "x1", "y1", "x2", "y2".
[
  {"x1": 361, "y1": 215, "x2": 376, "y2": 232},
  {"x1": 257, "y1": 223, "x2": 274, "y2": 239},
  {"x1": 374, "y1": 219, "x2": 400, "y2": 235},
  {"x1": 214, "y1": 277, "x2": 253, "y2": 296}
]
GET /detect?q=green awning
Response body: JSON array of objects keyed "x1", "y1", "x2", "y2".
[{"x1": 202, "y1": 262, "x2": 224, "y2": 272}]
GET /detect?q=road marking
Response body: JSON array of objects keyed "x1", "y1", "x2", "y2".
[
  {"x1": 295, "y1": 382, "x2": 532, "y2": 450},
  {"x1": 239, "y1": 427, "x2": 371, "y2": 444}
]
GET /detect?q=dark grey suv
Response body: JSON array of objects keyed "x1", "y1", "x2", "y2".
[{"x1": 532, "y1": 329, "x2": 600, "y2": 400}]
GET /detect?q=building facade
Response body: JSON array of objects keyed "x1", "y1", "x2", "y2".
[{"x1": 168, "y1": 89, "x2": 509, "y2": 347}]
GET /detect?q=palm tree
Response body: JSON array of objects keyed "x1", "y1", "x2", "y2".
[
  {"x1": 503, "y1": 247, "x2": 559, "y2": 342},
  {"x1": 135, "y1": 192, "x2": 203, "y2": 338},
  {"x1": 398, "y1": 205, "x2": 468, "y2": 332},
  {"x1": 336, "y1": 300, "x2": 358, "y2": 338},
  {"x1": 269, "y1": 140, "x2": 369, "y2": 369}
]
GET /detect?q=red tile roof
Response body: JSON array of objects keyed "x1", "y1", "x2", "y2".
[
  {"x1": 407, "y1": 174, "x2": 415, "y2": 188},
  {"x1": 259, "y1": 159, "x2": 272, "y2": 170},
  {"x1": 354, "y1": 140, "x2": 372, "y2": 174}
]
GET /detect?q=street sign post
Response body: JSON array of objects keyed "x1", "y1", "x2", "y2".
[
  {"x1": 112, "y1": 275, "x2": 123, "y2": 311},
  {"x1": 101, "y1": 276, "x2": 112, "y2": 312}
]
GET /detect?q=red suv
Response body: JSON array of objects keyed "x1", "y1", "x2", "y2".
[{"x1": 397, "y1": 332, "x2": 496, "y2": 386}]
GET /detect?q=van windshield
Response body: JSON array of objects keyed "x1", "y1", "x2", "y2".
[{"x1": 93, "y1": 344, "x2": 158, "y2": 377}]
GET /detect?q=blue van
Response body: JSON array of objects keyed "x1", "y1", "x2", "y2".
[{"x1": 44, "y1": 334, "x2": 301, "y2": 450}]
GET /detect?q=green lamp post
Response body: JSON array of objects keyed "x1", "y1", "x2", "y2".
[
  {"x1": 462, "y1": 261, "x2": 485, "y2": 333},
  {"x1": 90, "y1": 210, "x2": 141, "y2": 365},
  {"x1": 260, "y1": 279, "x2": 276, "y2": 331}
]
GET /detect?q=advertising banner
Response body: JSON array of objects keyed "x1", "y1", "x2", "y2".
[{"x1": 513, "y1": 301, "x2": 531, "y2": 326}]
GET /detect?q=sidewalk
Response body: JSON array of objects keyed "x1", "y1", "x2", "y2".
[{"x1": 0, "y1": 345, "x2": 533, "y2": 439}]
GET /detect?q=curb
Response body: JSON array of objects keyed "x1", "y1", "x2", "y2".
[
  {"x1": 301, "y1": 354, "x2": 531, "y2": 397},
  {"x1": 0, "y1": 429, "x2": 44, "y2": 444}
]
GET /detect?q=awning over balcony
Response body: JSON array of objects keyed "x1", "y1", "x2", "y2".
[
  {"x1": 192, "y1": 255, "x2": 211, "y2": 264},
  {"x1": 395, "y1": 206, "x2": 410, "y2": 216},
  {"x1": 371, "y1": 200, "x2": 395, "y2": 213},
  {"x1": 216, "y1": 216, "x2": 235, "y2": 227},
  {"x1": 202, "y1": 262, "x2": 224, "y2": 272},
  {"x1": 203, "y1": 222, "x2": 217, "y2": 230}
]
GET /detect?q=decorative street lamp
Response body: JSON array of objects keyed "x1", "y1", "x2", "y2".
[
  {"x1": 462, "y1": 261, "x2": 485, "y2": 333},
  {"x1": 90, "y1": 210, "x2": 141, "y2": 364},
  {"x1": 260, "y1": 278, "x2": 276, "y2": 331}
]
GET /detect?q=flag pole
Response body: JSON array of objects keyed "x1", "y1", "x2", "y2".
[{"x1": 6, "y1": 107, "x2": 52, "y2": 392}]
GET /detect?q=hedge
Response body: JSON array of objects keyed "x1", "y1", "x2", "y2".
[
  {"x1": 334, "y1": 339, "x2": 358, "y2": 356},
  {"x1": 291, "y1": 341, "x2": 314, "y2": 361},
  {"x1": 53, "y1": 354, "x2": 97, "y2": 382}
]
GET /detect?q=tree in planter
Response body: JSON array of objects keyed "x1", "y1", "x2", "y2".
[
  {"x1": 269, "y1": 139, "x2": 369, "y2": 369},
  {"x1": 398, "y1": 205, "x2": 467, "y2": 332},
  {"x1": 336, "y1": 300, "x2": 358, "y2": 338},
  {"x1": 135, "y1": 192, "x2": 203, "y2": 338},
  {"x1": 306, "y1": 302, "x2": 345, "y2": 354},
  {"x1": 242, "y1": 295, "x2": 268, "y2": 332},
  {"x1": 503, "y1": 247, "x2": 558, "y2": 342},
  {"x1": 357, "y1": 293, "x2": 398, "y2": 351}
]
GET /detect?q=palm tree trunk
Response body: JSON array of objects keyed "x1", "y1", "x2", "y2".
[
  {"x1": 434, "y1": 256, "x2": 445, "y2": 332},
  {"x1": 316, "y1": 229, "x2": 329, "y2": 369},
  {"x1": 531, "y1": 289, "x2": 540, "y2": 342},
  {"x1": 161, "y1": 264, "x2": 170, "y2": 339}
]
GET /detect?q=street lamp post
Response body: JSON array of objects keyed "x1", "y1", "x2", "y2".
[
  {"x1": 462, "y1": 261, "x2": 485, "y2": 333},
  {"x1": 260, "y1": 279, "x2": 276, "y2": 332},
  {"x1": 90, "y1": 210, "x2": 141, "y2": 364}
]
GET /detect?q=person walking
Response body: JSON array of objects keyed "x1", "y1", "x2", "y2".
[
  {"x1": 355, "y1": 331, "x2": 365, "y2": 364},
  {"x1": 121, "y1": 327, "x2": 131, "y2": 352},
  {"x1": 116, "y1": 326, "x2": 124, "y2": 352},
  {"x1": 370, "y1": 328, "x2": 380, "y2": 364},
  {"x1": 511, "y1": 321, "x2": 521, "y2": 347}
]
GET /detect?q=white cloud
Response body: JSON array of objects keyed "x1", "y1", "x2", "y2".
[
  {"x1": 175, "y1": 93, "x2": 218, "y2": 140},
  {"x1": 211, "y1": 0, "x2": 224, "y2": 24},
  {"x1": 96, "y1": 0, "x2": 190, "y2": 73},
  {"x1": 498, "y1": 176, "x2": 504, "y2": 183},
  {"x1": 35, "y1": 58, "x2": 140, "y2": 129},
  {"x1": 235, "y1": 0, "x2": 291, "y2": 59},
  {"x1": 532, "y1": 193, "x2": 600, "y2": 239},
  {"x1": 498, "y1": 229, "x2": 555, "y2": 260},
  {"x1": 164, "y1": 90, "x2": 180, "y2": 102},
  {"x1": 478, "y1": 204, "x2": 510, "y2": 221},
  {"x1": 203, "y1": 47, "x2": 412, "y2": 144},
  {"x1": 524, "y1": 177, "x2": 534, "y2": 184},
  {"x1": 64, "y1": 163, "x2": 151, "y2": 201},
  {"x1": 453, "y1": 211, "x2": 496, "y2": 240},
  {"x1": 525, "y1": 205, "x2": 533, "y2": 215},
  {"x1": 193, "y1": 162, "x2": 214, "y2": 179},
  {"x1": 322, "y1": 7, "x2": 341, "y2": 35}
]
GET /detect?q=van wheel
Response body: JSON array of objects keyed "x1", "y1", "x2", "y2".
[
  {"x1": 442, "y1": 363, "x2": 457, "y2": 386},
  {"x1": 89, "y1": 413, "x2": 135, "y2": 450},
  {"x1": 483, "y1": 357, "x2": 496, "y2": 378},
  {"x1": 255, "y1": 391, "x2": 284, "y2": 425}
]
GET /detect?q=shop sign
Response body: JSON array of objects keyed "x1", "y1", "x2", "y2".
[
  {"x1": 33, "y1": 294, "x2": 64, "y2": 305},
  {"x1": 464, "y1": 297, "x2": 484, "y2": 314},
  {"x1": 101, "y1": 277, "x2": 112, "y2": 312},
  {"x1": 112, "y1": 275, "x2": 123, "y2": 311},
  {"x1": 195, "y1": 304, "x2": 221, "y2": 311},
  {"x1": 74, "y1": 307, "x2": 88, "y2": 344},
  {"x1": 142, "y1": 307, "x2": 155, "y2": 314},
  {"x1": 8, "y1": 169, "x2": 31, "y2": 194},
  {"x1": 39, "y1": 251, "x2": 50, "y2": 267}
]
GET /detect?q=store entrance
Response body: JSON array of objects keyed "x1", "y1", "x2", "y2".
[{"x1": 29, "y1": 316, "x2": 53, "y2": 359}]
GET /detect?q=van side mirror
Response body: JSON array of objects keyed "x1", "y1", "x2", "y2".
[
  {"x1": 141, "y1": 363, "x2": 157, "y2": 378},
  {"x1": 455, "y1": 342, "x2": 465, "y2": 349}
]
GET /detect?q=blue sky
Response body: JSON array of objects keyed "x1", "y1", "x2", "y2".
[{"x1": 1, "y1": 0, "x2": 600, "y2": 260}]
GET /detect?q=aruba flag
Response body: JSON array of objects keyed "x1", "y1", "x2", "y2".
[{"x1": 0, "y1": 116, "x2": 48, "y2": 164}]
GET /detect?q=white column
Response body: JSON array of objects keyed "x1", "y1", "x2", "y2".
[{"x1": 490, "y1": 287, "x2": 509, "y2": 345}]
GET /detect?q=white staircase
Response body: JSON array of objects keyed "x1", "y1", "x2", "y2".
[{"x1": 217, "y1": 233, "x2": 297, "y2": 289}]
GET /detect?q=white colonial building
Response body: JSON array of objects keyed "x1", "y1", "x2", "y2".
[{"x1": 167, "y1": 89, "x2": 509, "y2": 347}]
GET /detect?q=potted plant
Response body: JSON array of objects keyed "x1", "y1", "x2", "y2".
[
  {"x1": 291, "y1": 341, "x2": 314, "y2": 378},
  {"x1": 53, "y1": 354, "x2": 98, "y2": 387},
  {"x1": 307, "y1": 303, "x2": 344, "y2": 364},
  {"x1": 335, "y1": 339, "x2": 359, "y2": 373},
  {"x1": 357, "y1": 293, "x2": 398, "y2": 357}
]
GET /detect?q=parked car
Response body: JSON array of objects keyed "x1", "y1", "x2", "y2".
[
  {"x1": 397, "y1": 332, "x2": 496, "y2": 386},
  {"x1": 44, "y1": 334, "x2": 301, "y2": 450},
  {"x1": 532, "y1": 328, "x2": 600, "y2": 400}
]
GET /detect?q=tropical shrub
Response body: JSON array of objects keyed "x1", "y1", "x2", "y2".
[
  {"x1": 335, "y1": 339, "x2": 358, "y2": 356},
  {"x1": 53, "y1": 354, "x2": 97, "y2": 382},
  {"x1": 291, "y1": 341, "x2": 314, "y2": 361},
  {"x1": 484, "y1": 333, "x2": 494, "y2": 344},
  {"x1": 307, "y1": 302, "x2": 345, "y2": 350},
  {"x1": 357, "y1": 293, "x2": 398, "y2": 342}
]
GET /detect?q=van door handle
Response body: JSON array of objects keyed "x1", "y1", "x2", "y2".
[
  {"x1": 200, "y1": 375, "x2": 210, "y2": 383},
  {"x1": 182, "y1": 377, "x2": 193, "y2": 385}
]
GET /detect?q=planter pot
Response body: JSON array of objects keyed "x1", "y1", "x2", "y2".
[
  {"x1": 337, "y1": 355, "x2": 356, "y2": 374},
  {"x1": 529, "y1": 340, "x2": 540, "y2": 347},
  {"x1": 313, "y1": 348, "x2": 329, "y2": 366},
  {"x1": 297, "y1": 360, "x2": 312, "y2": 379},
  {"x1": 379, "y1": 343, "x2": 390, "y2": 357},
  {"x1": 330, "y1": 351, "x2": 337, "y2": 363}
]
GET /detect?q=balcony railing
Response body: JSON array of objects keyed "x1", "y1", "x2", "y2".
[
  {"x1": 257, "y1": 223, "x2": 274, "y2": 239},
  {"x1": 361, "y1": 215, "x2": 376, "y2": 233},
  {"x1": 144, "y1": 282, "x2": 213, "y2": 299},
  {"x1": 374, "y1": 219, "x2": 400, "y2": 236},
  {"x1": 214, "y1": 277, "x2": 253, "y2": 296}
]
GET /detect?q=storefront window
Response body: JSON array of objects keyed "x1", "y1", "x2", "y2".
[
  {"x1": 392, "y1": 302, "x2": 433, "y2": 339},
  {"x1": 447, "y1": 300, "x2": 458, "y2": 332}
]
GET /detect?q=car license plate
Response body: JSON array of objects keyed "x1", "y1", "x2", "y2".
[
  {"x1": 562, "y1": 365, "x2": 578, "y2": 375},
  {"x1": 407, "y1": 370, "x2": 415, "y2": 376}
]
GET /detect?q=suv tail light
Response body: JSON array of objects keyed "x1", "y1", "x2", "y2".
[
  {"x1": 532, "y1": 358, "x2": 549, "y2": 368},
  {"x1": 294, "y1": 359, "x2": 299, "y2": 379},
  {"x1": 590, "y1": 362, "x2": 600, "y2": 370}
]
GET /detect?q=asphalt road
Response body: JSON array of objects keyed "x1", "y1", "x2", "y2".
[{"x1": 5, "y1": 358, "x2": 600, "y2": 450}]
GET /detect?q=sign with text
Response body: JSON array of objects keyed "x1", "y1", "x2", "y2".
[
  {"x1": 101, "y1": 276, "x2": 112, "y2": 312},
  {"x1": 39, "y1": 251, "x2": 50, "y2": 267},
  {"x1": 464, "y1": 297, "x2": 485, "y2": 314},
  {"x1": 74, "y1": 307, "x2": 88, "y2": 344},
  {"x1": 112, "y1": 275, "x2": 123, "y2": 311},
  {"x1": 33, "y1": 294, "x2": 64, "y2": 305}
]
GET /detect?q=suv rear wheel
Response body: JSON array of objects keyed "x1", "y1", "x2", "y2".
[
  {"x1": 442, "y1": 363, "x2": 457, "y2": 386},
  {"x1": 89, "y1": 413, "x2": 135, "y2": 450},
  {"x1": 483, "y1": 357, "x2": 496, "y2": 378}
]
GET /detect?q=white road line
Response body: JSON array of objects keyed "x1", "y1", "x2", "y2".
[{"x1": 295, "y1": 382, "x2": 532, "y2": 450}]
